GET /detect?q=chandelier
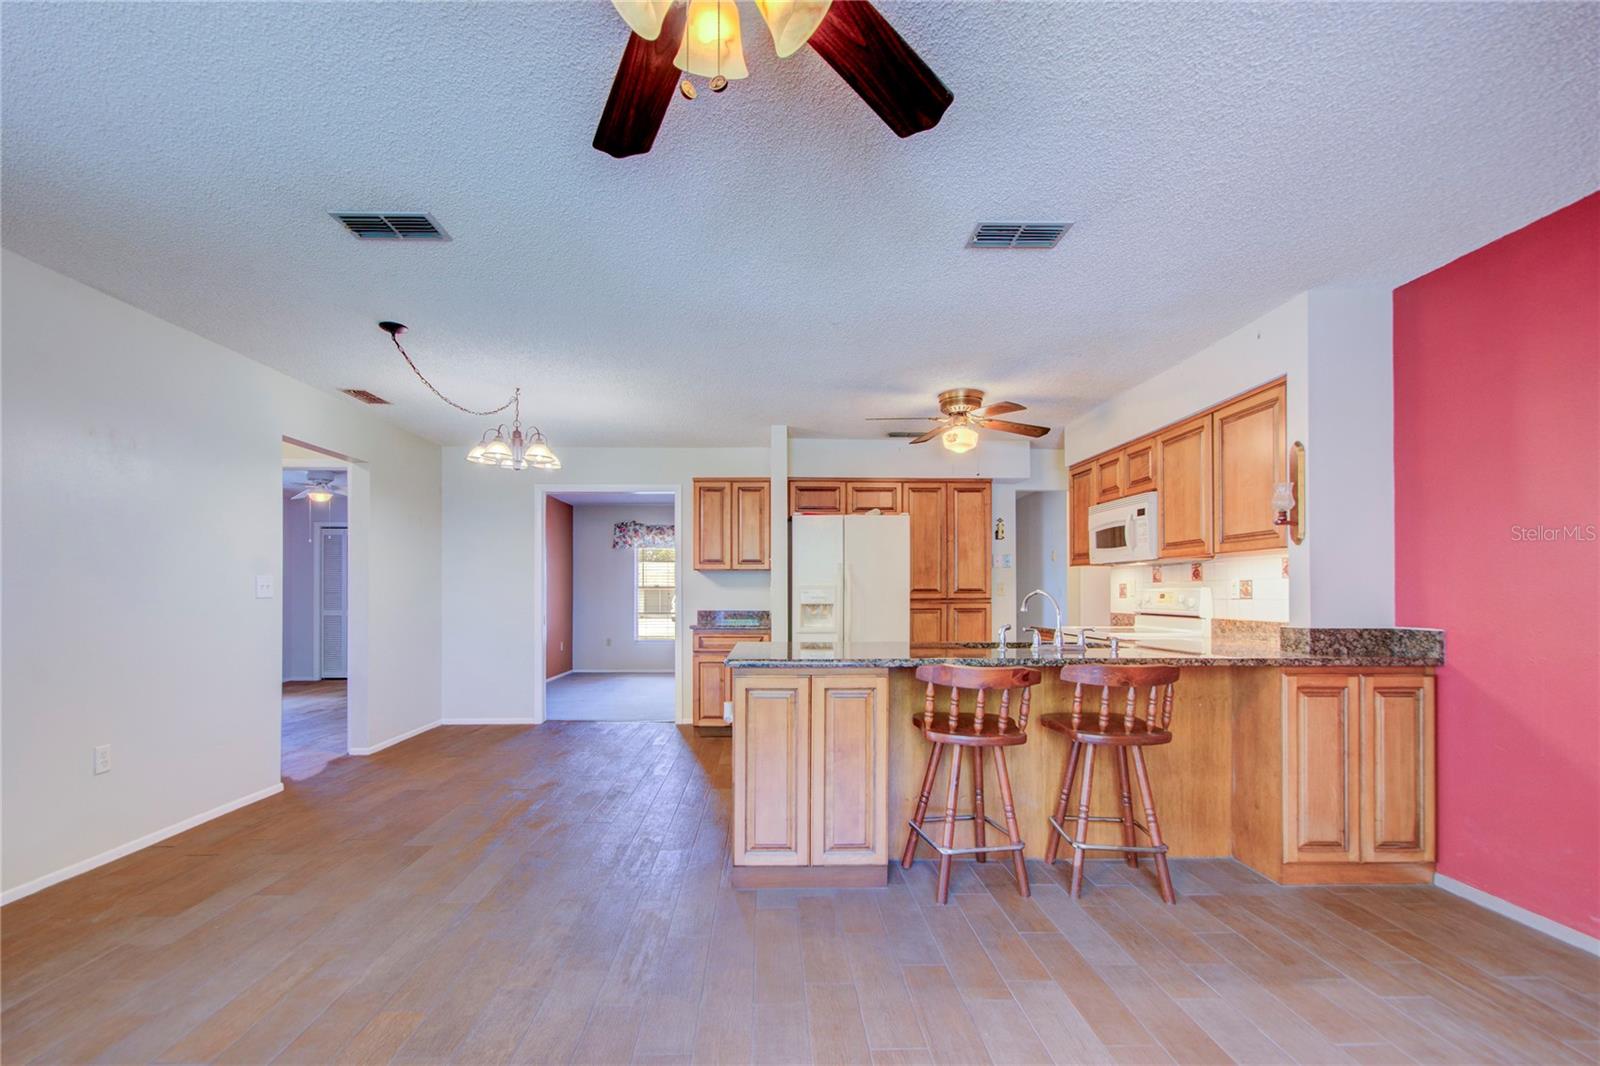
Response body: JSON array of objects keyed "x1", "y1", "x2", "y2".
[{"x1": 378, "y1": 322, "x2": 561, "y2": 472}]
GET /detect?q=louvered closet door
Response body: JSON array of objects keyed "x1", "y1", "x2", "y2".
[{"x1": 318, "y1": 526, "x2": 349, "y2": 679}]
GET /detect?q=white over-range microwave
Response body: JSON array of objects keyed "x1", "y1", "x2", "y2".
[{"x1": 1087, "y1": 490, "x2": 1160, "y2": 564}]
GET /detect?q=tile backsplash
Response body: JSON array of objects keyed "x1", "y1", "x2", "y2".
[{"x1": 1109, "y1": 552, "x2": 1290, "y2": 622}]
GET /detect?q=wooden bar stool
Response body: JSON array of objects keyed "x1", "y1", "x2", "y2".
[
  {"x1": 900, "y1": 664, "x2": 1041, "y2": 904},
  {"x1": 1040, "y1": 665, "x2": 1181, "y2": 904}
]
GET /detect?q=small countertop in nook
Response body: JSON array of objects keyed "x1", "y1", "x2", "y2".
[{"x1": 726, "y1": 628, "x2": 1444, "y2": 670}]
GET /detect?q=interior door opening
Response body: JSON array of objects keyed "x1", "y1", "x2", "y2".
[{"x1": 543, "y1": 488, "x2": 679, "y2": 722}]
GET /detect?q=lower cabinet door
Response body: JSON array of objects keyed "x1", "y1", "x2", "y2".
[
  {"x1": 693, "y1": 656, "x2": 727, "y2": 726},
  {"x1": 948, "y1": 602, "x2": 992, "y2": 644},
  {"x1": 1282, "y1": 673, "x2": 1361, "y2": 864},
  {"x1": 1361, "y1": 674, "x2": 1436, "y2": 863},
  {"x1": 910, "y1": 604, "x2": 944, "y2": 645},
  {"x1": 809, "y1": 675, "x2": 889, "y2": 866},
  {"x1": 733, "y1": 674, "x2": 810, "y2": 866}
]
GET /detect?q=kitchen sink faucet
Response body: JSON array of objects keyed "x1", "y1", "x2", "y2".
[{"x1": 1021, "y1": 589, "x2": 1065, "y2": 656}]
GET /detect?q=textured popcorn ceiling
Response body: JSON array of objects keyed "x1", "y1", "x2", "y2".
[{"x1": 2, "y1": 2, "x2": 1595, "y2": 447}]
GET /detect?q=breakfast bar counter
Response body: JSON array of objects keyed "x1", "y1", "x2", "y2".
[{"x1": 725, "y1": 632, "x2": 1443, "y2": 890}]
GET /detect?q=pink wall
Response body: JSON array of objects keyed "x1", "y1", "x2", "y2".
[
  {"x1": 1394, "y1": 192, "x2": 1600, "y2": 938},
  {"x1": 545, "y1": 497, "x2": 573, "y2": 679}
]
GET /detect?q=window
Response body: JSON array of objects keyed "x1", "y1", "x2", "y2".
[{"x1": 635, "y1": 546, "x2": 677, "y2": 640}]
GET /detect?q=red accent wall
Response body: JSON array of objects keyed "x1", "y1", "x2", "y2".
[
  {"x1": 545, "y1": 497, "x2": 573, "y2": 679},
  {"x1": 1394, "y1": 192, "x2": 1600, "y2": 938}
]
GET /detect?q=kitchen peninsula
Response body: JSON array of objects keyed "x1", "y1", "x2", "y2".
[{"x1": 725, "y1": 631, "x2": 1443, "y2": 890}]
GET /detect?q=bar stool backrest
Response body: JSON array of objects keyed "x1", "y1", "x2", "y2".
[
  {"x1": 1057, "y1": 664, "x2": 1181, "y2": 733},
  {"x1": 913, "y1": 664, "x2": 1042, "y2": 734}
]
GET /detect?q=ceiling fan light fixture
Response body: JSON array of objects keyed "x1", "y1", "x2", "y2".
[
  {"x1": 306, "y1": 488, "x2": 335, "y2": 504},
  {"x1": 610, "y1": 0, "x2": 674, "y2": 39},
  {"x1": 675, "y1": 0, "x2": 748, "y2": 80},
  {"x1": 942, "y1": 424, "x2": 979, "y2": 453},
  {"x1": 755, "y1": 0, "x2": 833, "y2": 57}
]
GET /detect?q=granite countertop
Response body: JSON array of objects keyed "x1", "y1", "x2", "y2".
[
  {"x1": 726, "y1": 628, "x2": 1443, "y2": 670},
  {"x1": 691, "y1": 609, "x2": 771, "y2": 632}
]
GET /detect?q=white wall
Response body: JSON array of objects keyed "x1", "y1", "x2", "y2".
[
  {"x1": 571, "y1": 503, "x2": 675, "y2": 672},
  {"x1": 1014, "y1": 490, "x2": 1069, "y2": 630},
  {"x1": 790, "y1": 437, "x2": 1032, "y2": 480},
  {"x1": 282, "y1": 488, "x2": 349, "y2": 680},
  {"x1": 1, "y1": 250, "x2": 443, "y2": 901},
  {"x1": 441, "y1": 446, "x2": 770, "y2": 725}
]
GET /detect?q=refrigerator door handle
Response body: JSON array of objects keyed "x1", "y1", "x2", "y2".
[{"x1": 840, "y1": 563, "x2": 850, "y2": 644}]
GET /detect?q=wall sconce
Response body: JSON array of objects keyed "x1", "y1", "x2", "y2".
[
  {"x1": 993, "y1": 517, "x2": 1006, "y2": 541},
  {"x1": 1272, "y1": 441, "x2": 1307, "y2": 544}
]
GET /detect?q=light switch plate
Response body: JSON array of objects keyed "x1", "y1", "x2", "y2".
[
  {"x1": 93, "y1": 745, "x2": 111, "y2": 775},
  {"x1": 255, "y1": 575, "x2": 274, "y2": 599}
]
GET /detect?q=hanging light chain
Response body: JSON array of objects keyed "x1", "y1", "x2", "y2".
[{"x1": 385, "y1": 327, "x2": 516, "y2": 418}]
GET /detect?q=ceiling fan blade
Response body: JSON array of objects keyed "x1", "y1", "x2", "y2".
[
  {"x1": 970, "y1": 401, "x2": 1024, "y2": 418},
  {"x1": 864, "y1": 416, "x2": 941, "y2": 421},
  {"x1": 593, "y1": 3, "x2": 687, "y2": 159},
  {"x1": 907, "y1": 426, "x2": 944, "y2": 444},
  {"x1": 805, "y1": 1, "x2": 953, "y2": 138},
  {"x1": 977, "y1": 418, "x2": 1051, "y2": 438}
]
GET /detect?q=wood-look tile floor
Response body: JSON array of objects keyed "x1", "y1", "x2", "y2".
[
  {"x1": 3, "y1": 717, "x2": 1596, "y2": 1065},
  {"x1": 281, "y1": 681, "x2": 349, "y2": 781}
]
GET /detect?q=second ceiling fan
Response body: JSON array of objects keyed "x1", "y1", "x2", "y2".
[{"x1": 595, "y1": 0, "x2": 953, "y2": 158}]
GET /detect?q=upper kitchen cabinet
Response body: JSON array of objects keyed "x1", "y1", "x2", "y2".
[
  {"x1": 845, "y1": 481, "x2": 902, "y2": 514},
  {"x1": 1093, "y1": 451, "x2": 1127, "y2": 502},
  {"x1": 905, "y1": 482, "x2": 948, "y2": 598},
  {"x1": 1213, "y1": 381, "x2": 1288, "y2": 554},
  {"x1": 1069, "y1": 462, "x2": 1093, "y2": 565},
  {"x1": 1156, "y1": 413, "x2": 1214, "y2": 558},
  {"x1": 693, "y1": 478, "x2": 771, "y2": 571},
  {"x1": 947, "y1": 482, "x2": 992, "y2": 598},
  {"x1": 789, "y1": 480, "x2": 845, "y2": 514},
  {"x1": 1124, "y1": 437, "x2": 1157, "y2": 495}
]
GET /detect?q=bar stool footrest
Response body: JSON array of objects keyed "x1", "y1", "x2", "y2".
[
  {"x1": 1047, "y1": 815, "x2": 1168, "y2": 856},
  {"x1": 909, "y1": 814, "x2": 1025, "y2": 858}
]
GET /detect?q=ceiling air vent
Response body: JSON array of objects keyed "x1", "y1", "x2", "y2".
[
  {"x1": 341, "y1": 388, "x2": 391, "y2": 405},
  {"x1": 967, "y1": 222, "x2": 1071, "y2": 250},
  {"x1": 885, "y1": 431, "x2": 923, "y2": 439},
  {"x1": 331, "y1": 212, "x2": 450, "y2": 241}
]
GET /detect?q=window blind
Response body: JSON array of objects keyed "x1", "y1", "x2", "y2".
[{"x1": 636, "y1": 546, "x2": 677, "y2": 640}]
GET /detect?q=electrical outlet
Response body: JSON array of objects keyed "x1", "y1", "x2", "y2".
[
  {"x1": 93, "y1": 745, "x2": 111, "y2": 775},
  {"x1": 255, "y1": 575, "x2": 274, "y2": 599}
]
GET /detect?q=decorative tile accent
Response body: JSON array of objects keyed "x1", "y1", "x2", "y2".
[
  {"x1": 1238, "y1": 579, "x2": 1253, "y2": 600},
  {"x1": 1150, "y1": 566, "x2": 1164, "y2": 584},
  {"x1": 1281, "y1": 555, "x2": 1291, "y2": 578},
  {"x1": 1117, "y1": 582, "x2": 1129, "y2": 599},
  {"x1": 1190, "y1": 562, "x2": 1204, "y2": 581},
  {"x1": 1110, "y1": 613, "x2": 1136, "y2": 627}
]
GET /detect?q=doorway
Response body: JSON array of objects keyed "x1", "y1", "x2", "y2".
[
  {"x1": 281, "y1": 443, "x2": 352, "y2": 777},
  {"x1": 543, "y1": 489, "x2": 679, "y2": 722},
  {"x1": 1014, "y1": 489, "x2": 1069, "y2": 630}
]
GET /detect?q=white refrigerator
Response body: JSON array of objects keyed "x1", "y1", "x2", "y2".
[{"x1": 791, "y1": 514, "x2": 911, "y2": 644}]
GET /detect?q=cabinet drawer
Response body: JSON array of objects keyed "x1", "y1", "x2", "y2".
[{"x1": 693, "y1": 631, "x2": 768, "y2": 654}]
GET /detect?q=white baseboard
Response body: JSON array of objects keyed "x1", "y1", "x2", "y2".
[
  {"x1": 0, "y1": 782, "x2": 285, "y2": 906},
  {"x1": 1433, "y1": 873, "x2": 1600, "y2": 956},
  {"x1": 441, "y1": 717, "x2": 541, "y2": 725},
  {"x1": 546, "y1": 670, "x2": 573, "y2": 682},
  {"x1": 282, "y1": 674, "x2": 321, "y2": 683},
  {"x1": 348, "y1": 719, "x2": 440, "y2": 755},
  {"x1": 567, "y1": 669, "x2": 675, "y2": 675}
]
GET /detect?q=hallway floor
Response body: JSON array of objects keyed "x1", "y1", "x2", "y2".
[
  {"x1": 546, "y1": 671, "x2": 674, "y2": 722},
  {"x1": 281, "y1": 680, "x2": 347, "y2": 780}
]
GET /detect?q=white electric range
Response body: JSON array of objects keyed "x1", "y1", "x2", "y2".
[{"x1": 1056, "y1": 587, "x2": 1212, "y2": 655}]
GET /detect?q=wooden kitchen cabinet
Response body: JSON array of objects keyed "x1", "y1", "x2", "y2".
[
  {"x1": 845, "y1": 481, "x2": 902, "y2": 514},
  {"x1": 693, "y1": 630, "x2": 769, "y2": 727},
  {"x1": 1213, "y1": 381, "x2": 1287, "y2": 554},
  {"x1": 1124, "y1": 437, "x2": 1157, "y2": 495},
  {"x1": 909, "y1": 603, "x2": 944, "y2": 645},
  {"x1": 1361, "y1": 674, "x2": 1436, "y2": 863},
  {"x1": 1069, "y1": 462, "x2": 1093, "y2": 565},
  {"x1": 1282, "y1": 673, "x2": 1362, "y2": 863},
  {"x1": 809, "y1": 674, "x2": 890, "y2": 866},
  {"x1": 733, "y1": 671, "x2": 889, "y2": 875},
  {"x1": 789, "y1": 480, "x2": 845, "y2": 514},
  {"x1": 947, "y1": 481, "x2": 992, "y2": 598},
  {"x1": 693, "y1": 479, "x2": 770, "y2": 571},
  {"x1": 947, "y1": 602, "x2": 992, "y2": 643},
  {"x1": 905, "y1": 482, "x2": 948, "y2": 598},
  {"x1": 1156, "y1": 414, "x2": 1214, "y2": 558},
  {"x1": 1276, "y1": 670, "x2": 1436, "y2": 878},
  {"x1": 1094, "y1": 451, "x2": 1127, "y2": 502}
]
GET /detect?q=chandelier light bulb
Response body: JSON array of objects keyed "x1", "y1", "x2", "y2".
[{"x1": 675, "y1": 0, "x2": 748, "y2": 80}]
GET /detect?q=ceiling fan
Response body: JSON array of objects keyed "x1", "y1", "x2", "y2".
[
  {"x1": 595, "y1": 0, "x2": 953, "y2": 158},
  {"x1": 869, "y1": 389, "x2": 1051, "y2": 452},
  {"x1": 287, "y1": 476, "x2": 347, "y2": 503}
]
